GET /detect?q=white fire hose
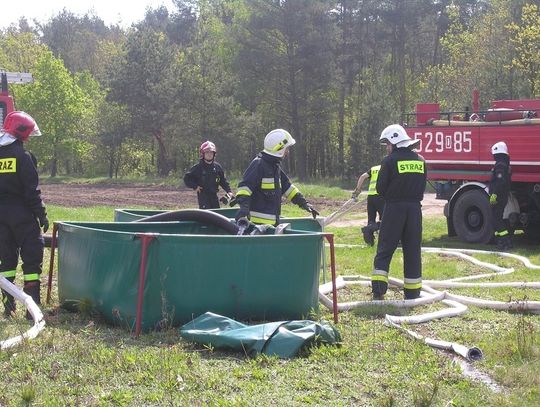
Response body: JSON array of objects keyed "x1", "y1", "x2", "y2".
[
  {"x1": 319, "y1": 247, "x2": 540, "y2": 360},
  {"x1": 319, "y1": 197, "x2": 366, "y2": 228},
  {"x1": 0, "y1": 276, "x2": 45, "y2": 350}
]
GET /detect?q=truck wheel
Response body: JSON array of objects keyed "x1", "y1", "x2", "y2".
[{"x1": 452, "y1": 190, "x2": 492, "y2": 244}]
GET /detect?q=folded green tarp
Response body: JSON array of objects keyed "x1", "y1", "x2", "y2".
[{"x1": 179, "y1": 312, "x2": 341, "y2": 359}]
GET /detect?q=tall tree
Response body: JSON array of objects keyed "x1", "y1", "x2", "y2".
[
  {"x1": 109, "y1": 23, "x2": 179, "y2": 176},
  {"x1": 508, "y1": 3, "x2": 540, "y2": 97},
  {"x1": 39, "y1": 10, "x2": 124, "y2": 76},
  {"x1": 16, "y1": 52, "x2": 90, "y2": 176},
  {"x1": 233, "y1": 0, "x2": 335, "y2": 179}
]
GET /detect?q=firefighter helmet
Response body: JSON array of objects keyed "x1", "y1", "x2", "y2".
[
  {"x1": 263, "y1": 129, "x2": 296, "y2": 157},
  {"x1": 379, "y1": 124, "x2": 420, "y2": 149},
  {"x1": 1, "y1": 111, "x2": 41, "y2": 141},
  {"x1": 199, "y1": 141, "x2": 217, "y2": 157},
  {"x1": 491, "y1": 141, "x2": 508, "y2": 155}
]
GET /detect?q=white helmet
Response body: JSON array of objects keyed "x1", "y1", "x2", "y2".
[
  {"x1": 264, "y1": 129, "x2": 296, "y2": 157},
  {"x1": 491, "y1": 141, "x2": 508, "y2": 155},
  {"x1": 380, "y1": 124, "x2": 420, "y2": 149}
]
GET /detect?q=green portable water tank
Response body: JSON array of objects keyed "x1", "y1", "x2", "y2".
[{"x1": 57, "y1": 221, "x2": 324, "y2": 332}]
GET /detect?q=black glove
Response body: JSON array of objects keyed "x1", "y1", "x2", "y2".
[
  {"x1": 302, "y1": 203, "x2": 320, "y2": 219},
  {"x1": 38, "y1": 214, "x2": 49, "y2": 233},
  {"x1": 236, "y1": 216, "x2": 250, "y2": 229},
  {"x1": 220, "y1": 192, "x2": 235, "y2": 205},
  {"x1": 235, "y1": 206, "x2": 250, "y2": 221}
]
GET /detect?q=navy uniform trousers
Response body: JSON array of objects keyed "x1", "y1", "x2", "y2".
[{"x1": 372, "y1": 201, "x2": 422, "y2": 299}]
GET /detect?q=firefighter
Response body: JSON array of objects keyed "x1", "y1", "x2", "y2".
[
  {"x1": 489, "y1": 141, "x2": 512, "y2": 250},
  {"x1": 352, "y1": 160, "x2": 387, "y2": 246},
  {"x1": 235, "y1": 129, "x2": 319, "y2": 226},
  {"x1": 184, "y1": 141, "x2": 234, "y2": 209},
  {"x1": 0, "y1": 111, "x2": 48, "y2": 318},
  {"x1": 371, "y1": 124, "x2": 426, "y2": 300}
]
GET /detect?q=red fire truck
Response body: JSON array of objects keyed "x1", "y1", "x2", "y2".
[
  {"x1": 0, "y1": 70, "x2": 33, "y2": 124},
  {"x1": 404, "y1": 91, "x2": 540, "y2": 243}
]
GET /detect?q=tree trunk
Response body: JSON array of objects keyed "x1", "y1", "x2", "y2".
[
  {"x1": 337, "y1": 83, "x2": 346, "y2": 177},
  {"x1": 287, "y1": 46, "x2": 306, "y2": 180},
  {"x1": 153, "y1": 130, "x2": 171, "y2": 176},
  {"x1": 51, "y1": 150, "x2": 58, "y2": 178}
]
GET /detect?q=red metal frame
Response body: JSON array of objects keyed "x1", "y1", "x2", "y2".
[
  {"x1": 323, "y1": 233, "x2": 338, "y2": 324},
  {"x1": 134, "y1": 233, "x2": 156, "y2": 336},
  {"x1": 46, "y1": 223, "x2": 58, "y2": 304}
]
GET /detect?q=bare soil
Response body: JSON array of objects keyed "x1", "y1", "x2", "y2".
[{"x1": 40, "y1": 183, "x2": 445, "y2": 223}]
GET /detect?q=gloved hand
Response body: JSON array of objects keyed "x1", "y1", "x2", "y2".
[
  {"x1": 351, "y1": 191, "x2": 359, "y2": 201},
  {"x1": 38, "y1": 215, "x2": 49, "y2": 233},
  {"x1": 236, "y1": 216, "x2": 250, "y2": 229},
  {"x1": 489, "y1": 193, "x2": 497, "y2": 205},
  {"x1": 235, "y1": 206, "x2": 250, "y2": 221},
  {"x1": 220, "y1": 192, "x2": 235, "y2": 205},
  {"x1": 302, "y1": 203, "x2": 320, "y2": 219},
  {"x1": 195, "y1": 186, "x2": 203, "y2": 193}
]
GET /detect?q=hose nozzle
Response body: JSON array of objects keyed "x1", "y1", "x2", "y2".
[{"x1": 236, "y1": 217, "x2": 250, "y2": 235}]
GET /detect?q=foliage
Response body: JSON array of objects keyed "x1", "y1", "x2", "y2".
[
  {"x1": 507, "y1": 3, "x2": 540, "y2": 97},
  {"x1": 1, "y1": 0, "x2": 538, "y2": 179},
  {"x1": 15, "y1": 52, "x2": 91, "y2": 176}
]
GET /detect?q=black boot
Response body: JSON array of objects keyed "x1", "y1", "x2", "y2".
[
  {"x1": 2, "y1": 277, "x2": 16, "y2": 318},
  {"x1": 404, "y1": 288, "x2": 421, "y2": 300},
  {"x1": 23, "y1": 281, "x2": 41, "y2": 321},
  {"x1": 496, "y1": 236, "x2": 513, "y2": 251},
  {"x1": 361, "y1": 223, "x2": 376, "y2": 246},
  {"x1": 2, "y1": 290, "x2": 16, "y2": 318}
]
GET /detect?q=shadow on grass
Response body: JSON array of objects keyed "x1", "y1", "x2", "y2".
[{"x1": 422, "y1": 232, "x2": 539, "y2": 256}]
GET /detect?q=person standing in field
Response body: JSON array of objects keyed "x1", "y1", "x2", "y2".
[
  {"x1": 184, "y1": 141, "x2": 234, "y2": 209},
  {"x1": 371, "y1": 124, "x2": 426, "y2": 301},
  {"x1": 352, "y1": 159, "x2": 388, "y2": 246},
  {"x1": 0, "y1": 111, "x2": 48, "y2": 318},
  {"x1": 235, "y1": 129, "x2": 319, "y2": 226},
  {"x1": 489, "y1": 141, "x2": 512, "y2": 251}
]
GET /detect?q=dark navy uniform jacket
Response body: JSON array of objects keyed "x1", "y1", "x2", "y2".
[
  {"x1": 0, "y1": 139, "x2": 46, "y2": 219},
  {"x1": 376, "y1": 147, "x2": 426, "y2": 203},
  {"x1": 184, "y1": 159, "x2": 232, "y2": 195},
  {"x1": 489, "y1": 154, "x2": 511, "y2": 201},
  {"x1": 236, "y1": 152, "x2": 306, "y2": 225}
]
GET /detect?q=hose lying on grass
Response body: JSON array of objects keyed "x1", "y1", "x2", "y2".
[
  {"x1": 319, "y1": 247, "x2": 540, "y2": 360},
  {"x1": 0, "y1": 276, "x2": 45, "y2": 350}
]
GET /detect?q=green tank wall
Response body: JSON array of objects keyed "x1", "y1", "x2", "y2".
[
  {"x1": 113, "y1": 208, "x2": 322, "y2": 232},
  {"x1": 57, "y1": 221, "x2": 323, "y2": 332}
]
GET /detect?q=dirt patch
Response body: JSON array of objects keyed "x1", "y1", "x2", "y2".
[
  {"x1": 40, "y1": 183, "x2": 445, "y2": 223},
  {"x1": 41, "y1": 183, "x2": 194, "y2": 209}
]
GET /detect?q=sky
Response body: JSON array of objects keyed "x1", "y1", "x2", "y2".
[{"x1": 1, "y1": 0, "x2": 175, "y2": 29}]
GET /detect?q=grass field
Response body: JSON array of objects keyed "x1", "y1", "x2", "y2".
[{"x1": 1, "y1": 189, "x2": 539, "y2": 406}]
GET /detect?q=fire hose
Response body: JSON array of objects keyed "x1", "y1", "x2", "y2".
[
  {"x1": 319, "y1": 247, "x2": 540, "y2": 360},
  {"x1": 319, "y1": 197, "x2": 366, "y2": 228},
  {"x1": 0, "y1": 276, "x2": 45, "y2": 350}
]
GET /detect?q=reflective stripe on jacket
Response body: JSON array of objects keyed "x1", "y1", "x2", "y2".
[{"x1": 367, "y1": 165, "x2": 381, "y2": 196}]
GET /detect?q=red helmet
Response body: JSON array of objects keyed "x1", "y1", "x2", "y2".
[
  {"x1": 199, "y1": 141, "x2": 217, "y2": 157},
  {"x1": 1, "y1": 111, "x2": 41, "y2": 141}
]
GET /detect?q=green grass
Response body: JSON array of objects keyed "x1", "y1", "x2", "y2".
[{"x1": 1, "y1": 187, "x2": 540, "y2": 406}]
